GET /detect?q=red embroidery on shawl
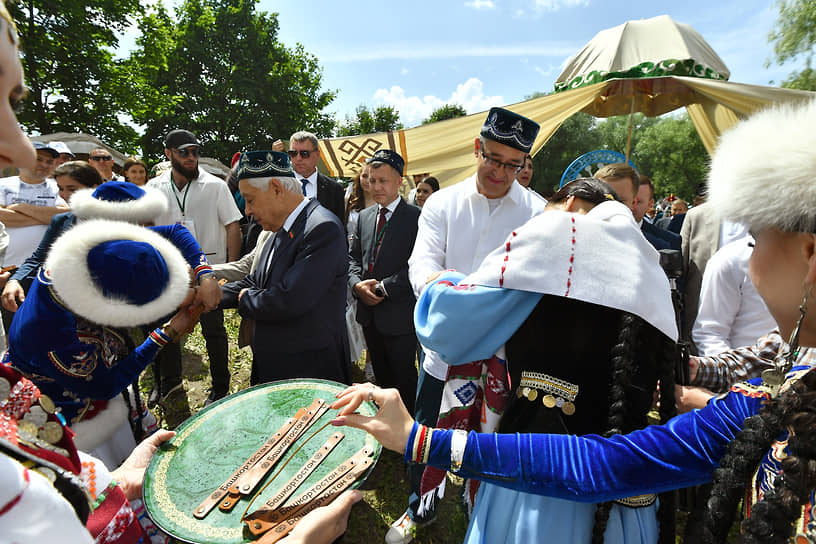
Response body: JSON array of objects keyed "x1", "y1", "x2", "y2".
[
  {"x1": 0, "y1": 468, "x2": 29, "y2": 515},
  {"x1": 565, "y1": 216, "x2": 576, "y2": 296},
  {"x1": 499, "y1": 232, "x2": 518, "y2": 288}
]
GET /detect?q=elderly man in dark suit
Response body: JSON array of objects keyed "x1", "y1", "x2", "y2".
[
  {"x1": 348, "y1": 150, "x2": 420, "y2": 414},
  {"x1": 221, "y1": 151, "x2": 351, "y2": 385},
  {"x1": 287, "y1": 130, "x2": 346, "y2": 222}
]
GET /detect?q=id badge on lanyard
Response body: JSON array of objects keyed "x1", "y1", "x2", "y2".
[{"x1": 179, "y1": 218, "x2": 197, "y2": 240}]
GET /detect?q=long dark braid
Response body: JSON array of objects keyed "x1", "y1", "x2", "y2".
[
  {"x1": 592, "y1": 313, "x2": 648, "y2": 543},
  {"x1": 702, "y1": 368, "x2": 816, "y2": 543}
]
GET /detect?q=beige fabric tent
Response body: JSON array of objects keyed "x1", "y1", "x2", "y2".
[{"x1": 319, "y1": 15, "x2": 815, "y2": 188}]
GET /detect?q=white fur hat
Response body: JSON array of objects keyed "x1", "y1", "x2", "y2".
[
  {"x1": 708, "y1": 99, "x2": 816, "y2": 232},
  {"x1": 44, "y1": 220, "x2": 190, "y2": 327},
  {"x1": 69, "y1": 181, "x2": 168, "y2": 224}
]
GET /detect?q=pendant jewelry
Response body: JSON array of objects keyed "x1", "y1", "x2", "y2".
[
  {"x1": 562, "y1": 402, "x2": 576, "y2": 416},
  {"x1": 38, "y1": 394, "x2": 56, "y2": 414},
  {"x1": 542, "y1": 394, "x2": 557, "y2": 408},
  {"x1": 39, "y1": 421, "x2": 63, "y2": 444},
  {"x1": 527, "y1": 389, "x2": 538, "y2": 402},
  {"x1": 762, "y1": 286, "x2": 809, "y2": 397}
]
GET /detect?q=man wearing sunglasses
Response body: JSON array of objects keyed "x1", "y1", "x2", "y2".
[
  {"x1": 147, "y1": 129, "x2": 243, "y2": 408},
  {"x1": 88, "y1": 148, "x2": 122, "y2": 182},
  {"x1": 390, "y1": 108, "x2": 547, "y2": 544},
  {"x1": 287, "y1": 131, "x2": 345, "y2": 223}
]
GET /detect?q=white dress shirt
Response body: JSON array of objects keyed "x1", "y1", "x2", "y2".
[
  {"x1": 692, "y1": 236, "x2": 776, "y2": 356},
  {"x1": 298, "y1": 169, "x2": 318, "y2": 200},
  {"x1": 409, "y1": 176, "x2": 546, "y2": 379}
]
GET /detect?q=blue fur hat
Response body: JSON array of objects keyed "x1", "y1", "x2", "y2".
[
  {"x1": 480, "y1": 107, "x2": 540, "y2": 153},
  {"x1": 69, "y1": 181, "x2": 168, "y2": 224},
  {"x1": 236, "y1": 151, "x2": 295, "y2": 180},
  {"x1": 44, "y1": 220, "x2": 190, "y2": 327}
]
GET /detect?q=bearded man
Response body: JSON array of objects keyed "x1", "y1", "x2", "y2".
[{"x1": 146, "y1": 129, "x2": 242, "y2": 407}]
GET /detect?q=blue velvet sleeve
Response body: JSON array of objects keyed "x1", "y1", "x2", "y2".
[
  {"x1": 148, "y1": 223, "x2": 210, "y2": 273},
  {"x1": 412, "y1": 385, "x2": 764, "y2": 501},
  {"x1": 414, "y1": 271, "x2": 541, "y2": 365},
  {"x1": 42, "y1": 334, "x2": 164, "y2": 401}
]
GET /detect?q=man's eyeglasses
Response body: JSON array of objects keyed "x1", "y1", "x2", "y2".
[
  {"x1": 173, "y1": 147, "x2": 200, "y2": 158},
  {"x1": 480, "y1": 149, "x2": 523, "y2": 174},
  {"x1": 288, "y1": 149, "x2": 316, "y2": 159},
  {"x1": 89, "y1": 155, "x2": 113, "y2": 161}
]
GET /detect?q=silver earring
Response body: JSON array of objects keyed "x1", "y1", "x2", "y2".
[{"x1": 762, "y1": 285, "x2": 810, "y2": 396}]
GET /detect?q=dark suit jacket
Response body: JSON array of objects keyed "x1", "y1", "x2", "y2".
[
  {"x1": 221, "y1": 199, "x2": 350, "y2": 383},
  {"x1": 316, "y1": 173, "x2": 346, "y2": 224},
  {"x1": 641, "y1": 219, "x2": 681, "y2": 251},
  {"x1": 348, "y1": 198, "x2": 420, "y2": 336}
]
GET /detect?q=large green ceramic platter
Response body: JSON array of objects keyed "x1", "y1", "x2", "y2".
[{"x1": 143, "y1": 379, "x2": 380, "y2": 544}]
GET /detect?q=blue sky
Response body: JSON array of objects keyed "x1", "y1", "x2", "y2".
[{"x1": 128, "y1": 0, "x2": 797, "y2": 128}]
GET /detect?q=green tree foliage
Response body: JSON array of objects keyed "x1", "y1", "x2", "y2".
[
  {"x1": 768, "y1": 0, "x2": 816, "y2": 90},
  {"x1": 10, "y1": 0, "x2": 142, "y2": 153},
  {"x1": 123, "y1": 0, "x2": 336, "y2": 164},
  {"x1": 529, "y1": 109, "x2": 705, "y2": 200},
  {"x1": 530, "y1": 112, "x2": 599, "y2": 192},
  {"x1": 633, "y1": 114, "x2": 708, "y2": 201},
  {"x1": 336, "y1": 104, "x2": 403, "y2": 136},
  {"x1": 422, "y1": 103, "x2": 467, "y2": 125}
]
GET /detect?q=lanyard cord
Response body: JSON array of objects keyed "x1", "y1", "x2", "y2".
[{"x1": 170, "y1": 174, "x2": 192, "y2": 215}]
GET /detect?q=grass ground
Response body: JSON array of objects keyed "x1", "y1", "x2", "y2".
[{"x1": 139, "y1": 308, "x2": 469, "y2": 543}]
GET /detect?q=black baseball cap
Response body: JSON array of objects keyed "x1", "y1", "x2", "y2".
[{"x1": 164, "y1": 129, "x2": 200, "y2": 150}]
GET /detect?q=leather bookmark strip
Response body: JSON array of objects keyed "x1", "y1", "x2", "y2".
[
  {"x1": 192, "y1": 399, "x2": 321, "y2": 519},
  {"x1": 228, "y1": 400, "x2": 330, "y2": 498},
  {"x1": 260, "y1": 431, "x2": 345, "y2": 512},
  {"x1": 251, "y1": 451, "x2": 374, "y2": 543},
  {"x1": 244, "y1": 446, "x2": 373, "y2": 536}
]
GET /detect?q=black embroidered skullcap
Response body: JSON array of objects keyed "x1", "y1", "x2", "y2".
[
  {"x1": 236, "y1": 150, "x2": 295, "y2": 180},
  {"x1": 366, "y1": 149, "x2": 404, "y2": 176},
  {"x1": 480, "y1": 107, "x2": 539, "y2": 153}
]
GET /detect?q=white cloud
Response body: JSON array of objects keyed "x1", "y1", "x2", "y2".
[
  {"x1": 400, "y1": 67, "x2": 410, "y2": 76},
  {"x1": 534, "y1": 0, "x2": 589, "y2": 12},
  {"x1": 373, "y1": 77, "x2": 504, "y2": 127},
  {"x1": 465, "y1": 0, "x2": 496, "y2": 9}
]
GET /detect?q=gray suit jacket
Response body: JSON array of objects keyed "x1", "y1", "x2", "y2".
[
  {"x1": 212, "y1": 230, "x2": 273, "y2": 346},
  {"x1": 680, "y1": 202, "x2": 721, "y2": 350}
]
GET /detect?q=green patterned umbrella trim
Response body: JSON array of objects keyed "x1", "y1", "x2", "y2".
[{"x1": 554, "y1": 58, "x2": 728, "y2": 93}]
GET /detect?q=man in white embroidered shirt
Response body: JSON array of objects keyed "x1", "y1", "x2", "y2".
[{"x1": 389, "y1": 108, "x2": 546, "y2": 544}]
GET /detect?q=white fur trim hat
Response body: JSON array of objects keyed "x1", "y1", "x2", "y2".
[
  {"x1": 44, "y1": 220, "x2": 190, "y2": 327},
  {"x1": 69, "y1": 181, "x2": 168, "y2": 224},
  {"x1": 708, "y1": 99, "x2": 816, "y2": 232}
]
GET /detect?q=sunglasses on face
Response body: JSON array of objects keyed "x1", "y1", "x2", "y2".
[
  {"x1": 173, "y1": 147, "x2": 201, "y2": 158},
  {"x1": 287, "y1": 149, "x2": 316, "y2": 159},
  {"x1": 90, "y1": 155, "x2": 113, "y2": 161}
]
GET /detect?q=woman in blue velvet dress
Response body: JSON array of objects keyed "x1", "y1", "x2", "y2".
[{"x1": 332, "y1": 100, "x2": 816, "y2": 543}]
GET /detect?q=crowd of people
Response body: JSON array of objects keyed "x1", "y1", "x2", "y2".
[{"x1": 0, "y1": 1, "x2": 815, "y2": 543}]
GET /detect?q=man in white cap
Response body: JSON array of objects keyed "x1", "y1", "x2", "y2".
[{"x1": 49, "y1": 141, "x2": 75, "y2": 168}]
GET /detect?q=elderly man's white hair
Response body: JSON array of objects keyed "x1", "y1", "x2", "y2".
[{"x1": 245, "y1": 176, "x2": 301, "y2": 195}]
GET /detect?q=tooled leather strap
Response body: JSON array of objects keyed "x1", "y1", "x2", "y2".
[
  {"x1": 193, "y1": 399, "x2": 320, "y2": 519},
  {"x1": 244, "y1": 446, "x2": 373, "y2": 537},
  {"x1": 258, "y1": 431, "x2": 345, "y2": 513},
  {"x1": 218, "y1": 400, "x2": 331, "y2": 513}
]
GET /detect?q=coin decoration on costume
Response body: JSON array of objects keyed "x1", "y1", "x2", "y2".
[{"x1": 518, "y1": 371, "x2": 579, "y2": 416}]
